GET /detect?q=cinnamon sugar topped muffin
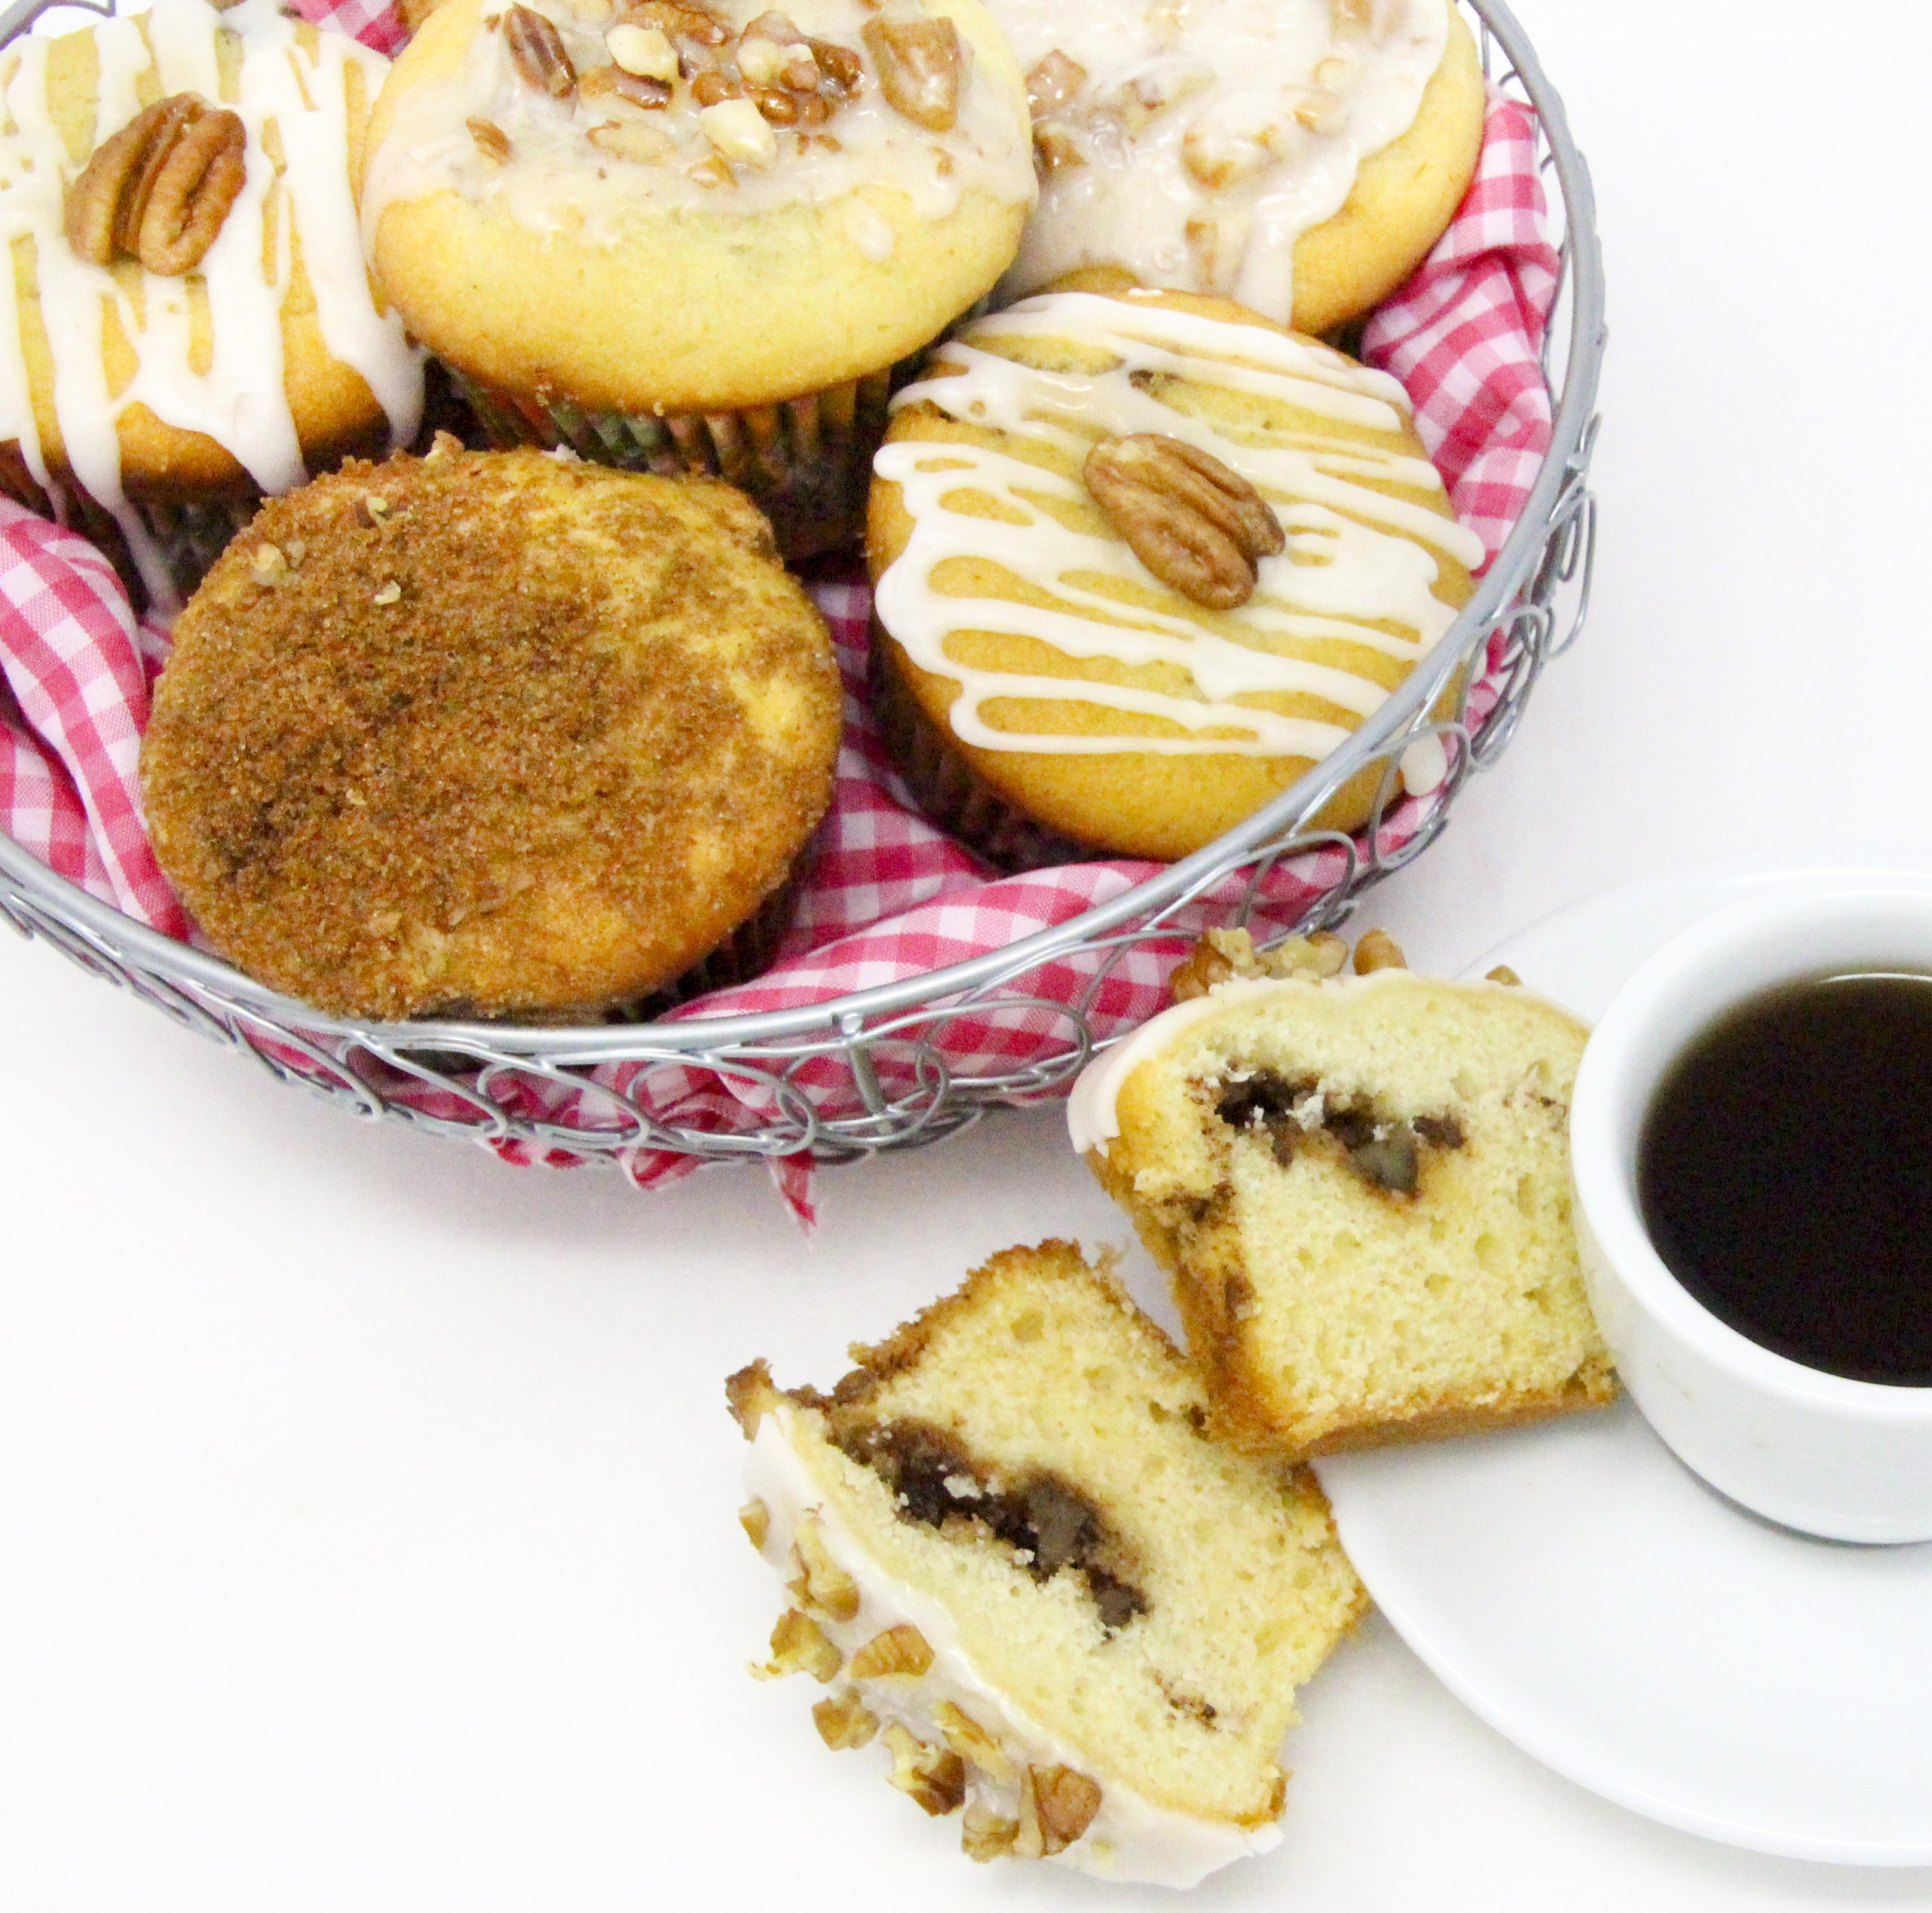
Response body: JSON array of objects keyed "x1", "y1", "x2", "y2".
[{"x1": 141, "y1": 444, "x2": 842, "y2": 1020}]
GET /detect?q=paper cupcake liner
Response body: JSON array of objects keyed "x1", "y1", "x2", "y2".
[
  {"x1": 867, "y1": 628, "x2": 1097, "y2": 874},
  {"x1": 448, "y1": 368, "x2": 891, "y2": 562},
  {"x1": 868, "y1": 620, "x2": 1439, "y2": 866},
  {"x1": 602, "y1": 859, "x2": 810, "y2": 1023},
  {"x1": 0, "y1": 453, "x2": 256, "y2": 613}
]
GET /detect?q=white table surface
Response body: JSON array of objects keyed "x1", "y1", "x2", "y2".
[{"x1": 8, "y1": 3, "x2": 1932, "y2": 1906}]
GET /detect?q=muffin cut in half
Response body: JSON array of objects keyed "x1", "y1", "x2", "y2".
[
  {"x1": 1072, "y1": 968, "x2": 1617, "y2": 1456},
  {"x1": 727, "y1": 1240, "x2": 1367, "y2": 1887}
]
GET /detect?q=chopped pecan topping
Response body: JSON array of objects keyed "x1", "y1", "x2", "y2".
[
  {"x1": 1032, "y1": 1765, "x2": 1103, "y2": 1850},
  {"x1": 1082, "y1": 433, "x2": 1284, "y2": 610},
  {"x1": 67, "y1": 94, "x2": 246, "y2": 277},
  {"x1": 698, "y1": 94, "x2": 777, "y2": 164},
  {"x1": 1352, "y1": 928, "x2": 1406, "y2": 974},
  {"x1": 467, "y1": 115, "x2": 513, "y2": 161},
  {"x1": 862, "y1": 15, "x2": 964, "y2": 130},
  {"x1": 1023, "y1": 48, "x2": 1086, "y2": 118},
  {"x1": 749, "y1": 85, "x2": 799, "y2": 123},
  {"x1": 1033, "y1": 124, "x2": 1083, "y2": 170},
  {"x1": 811, "y1": 1690, "x2": 879, "y2": 1750},
  {"x1": 1170, "y1": 925, "x2": 1349, "y2": 1001},
  {"x1": 804, "y1": 35, "x2": 863, "y2": 94},
  {"x1": 749, "y1": 1607, "x2": 841, "y2": 1682},
  {"x1": 847, "y1": 1622, "x2": 933, "y2": 1679},
  {"x1": 961, "y1": 1803, "x2": 1020, "y2": 1862},
  {"x1": 785, "y1": 1515, "x2": 860, "y2": 1622},
  {"x1": 503, "y1": 5, "x2": 577, "y2": 97},
  {"x1": 587, "y1": 116, "x2": 675, "y2": 161},
  {"x1": 934, "y1": 1700, "x2": 1017, "y2": 1782},
  {"x1": 881, "y1": 1723, "x2": 967, "y2": 1816},
  {"x1": 1012, "y1": 1763, "x2": 1103, "y2": 1857},
  {"x1": 605, "y1": 19, "x2": 678, "y2": 78},
  {"x1": 581, "y1": 65, "x2": 672, "y2": 107},
  {"x1": 623, "y1": 0, "x2": 727, "y2": 42}
]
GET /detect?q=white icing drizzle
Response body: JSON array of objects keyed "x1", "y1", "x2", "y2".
[
  {"x1": 0, "y1": 0, "x2": 421, "y2": 607},
  {"x1": 872, "y1": 291, "x2": 1484, "y2": 758},
  {"x1": 744, "y1": 1406, "x2": 1279, "y2": 1887},
  {"x1": 992, "y1": 0, "x2": 1447, "y2": 320},
  {"x1": 1064, "y1": 968, "x2": 1549, "y2": 1154},
  {"x1": 358, "y1": 0, "x2": 1034, "y2": 247}
]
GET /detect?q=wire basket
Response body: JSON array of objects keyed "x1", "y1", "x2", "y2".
[{"x1": 0, "y1": 0, "x2": 1603, "y2": 1172}]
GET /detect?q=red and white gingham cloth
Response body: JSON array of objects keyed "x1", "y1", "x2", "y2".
[{"x1": 0, "y1": 22, "x2": 1558, "y2": 1222}]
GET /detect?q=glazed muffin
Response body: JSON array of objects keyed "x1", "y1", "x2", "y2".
[
  {"x1": 0, "y1": 0, "x2": 421, "y2": 610},
  {"x1": 995, "y1": 0, "x2": 1485, "y2": 334},
  {"x1": 358, "y1": 0, "x2": 1035, "y2": 557},
  {"x1": 141, "y1": 443, "x2": 843, "y2": 1021},
  {"x1": 866, "y1": 285, "x2": 1485, "y2": 863}
]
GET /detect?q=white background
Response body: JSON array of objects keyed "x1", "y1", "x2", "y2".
[{"x1": 7, "y1": 2, "x2": 1932, "y2": 1906}]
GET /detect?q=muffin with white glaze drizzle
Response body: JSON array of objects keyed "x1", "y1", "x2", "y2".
[
  {"x1": 0, "y1": 0, "x2": 422, "y2": 610},
  {"x1": 358, "y1": 0, "x2": 1034, "y2": 557},
  {"x1": 866, "y1": 284, "x2": 1484, "y2": 863},
  {"x1": 995, "y1": 0, "x2": 1484, "y2": 333}
]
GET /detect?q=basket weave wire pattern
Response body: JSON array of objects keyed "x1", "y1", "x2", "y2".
[{"x1": 0, "y1": 0, "x2": 1604, "y2": 1169}]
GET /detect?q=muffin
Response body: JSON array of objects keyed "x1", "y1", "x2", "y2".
[
  {"x1": 0, "y1": 0, "x2": 421, "y2": 610},
  {"x1": 1070, "y1": 961, "x2": 1617, "y2": 1456},
  {"x1": 728, "y1": 1240, "x2": 1366, "y2": 1884},
  {"x1": 141, "y1": 442, "x2": 843, "y2": 1021},
  {"x1": 995, "y1": 0, "x2": 1486, "y2": 333},
  {"x1": 866, "y1": 285, "x2": 1486, "y2": 863},
  {"x1": 358, "y1": 0, "x2": 1035, "y2": 557}
]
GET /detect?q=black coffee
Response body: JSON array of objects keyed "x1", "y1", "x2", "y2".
[{"x1": 1637, "y1": 972, "x2": 1932, "y2": 1386}]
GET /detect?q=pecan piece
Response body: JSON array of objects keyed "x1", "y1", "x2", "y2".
[
  {"x1": 503, "y1": 5, "x2": 577, "y2": 97},
  {"x1": 1082, "y1": 433, "x2": 1284, "y2": 610},
  {"x1": 580, "y1": 64, "x2": 672, "y2": 107},
  {"x1": 67, "y1": 94, "x2": 246, "y2": 277},
  {"x1": 881, "y1": 1723, "x2": 968, "y2": 1816},
  {"x1": 862, "y1": 15, "x2": 964, "y2": 130},
  {"x1": 1023, "y1": 48, "x2": 1086, "y2": 119},
  {"x1": 1352, "y1": 929, "x2": 1407, "y2": 974},
  {"x1": 467, "y1": 115, "x2": 513, "y2": 161},
  {"x1": 605, "y1": 20, "x2": 678, "y2": 78},
  {"x1": 847, "y1": 1622, "x2": 933, "y2": 1678},
  {"x1": 804, "y1": 35, "x2": 863, "y2": 94}
]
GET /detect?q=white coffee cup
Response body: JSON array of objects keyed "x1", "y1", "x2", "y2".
[{"x1": 1568, "y1": 876, "x2": 1932, "y2": 1543}]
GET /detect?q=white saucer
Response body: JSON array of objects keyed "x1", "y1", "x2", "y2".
[{"x1": 1313, "y1": 856, "x2": 1932, "y2": 1865}]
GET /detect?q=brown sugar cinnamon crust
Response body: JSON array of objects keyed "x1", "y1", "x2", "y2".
[
  {"x1": 1081, "y1": 971, "x2": 1617, "y2": 1458},
  {"x1": 141, "y1": 444, "x2": 841, "y2": 1020}
]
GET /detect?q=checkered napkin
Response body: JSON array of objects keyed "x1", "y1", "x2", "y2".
[{"x1": 0, "y1": 16, "x2": 1559, "y2": 1222}]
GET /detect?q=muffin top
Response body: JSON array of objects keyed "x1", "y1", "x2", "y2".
[
  {"x1": 0, "y1": 0, "x2": 420, "y2": 557},
  {"x1": 995, "y1": 0, "x2": 1484, "y2": 332},
  {"x1": 143, "y1": 444, "x2": 844, "y2": 1020},
  {"x1": 360, "y1": 0, "x2": 1035, "y2": 411},
  {"x1": 866, "y1": 287, "x2": 1485, "y2": 857}
]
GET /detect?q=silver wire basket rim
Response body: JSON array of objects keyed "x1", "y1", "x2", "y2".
[{"x1": 0, "y1": 0, "x2": 1603, "y2": 1063}]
